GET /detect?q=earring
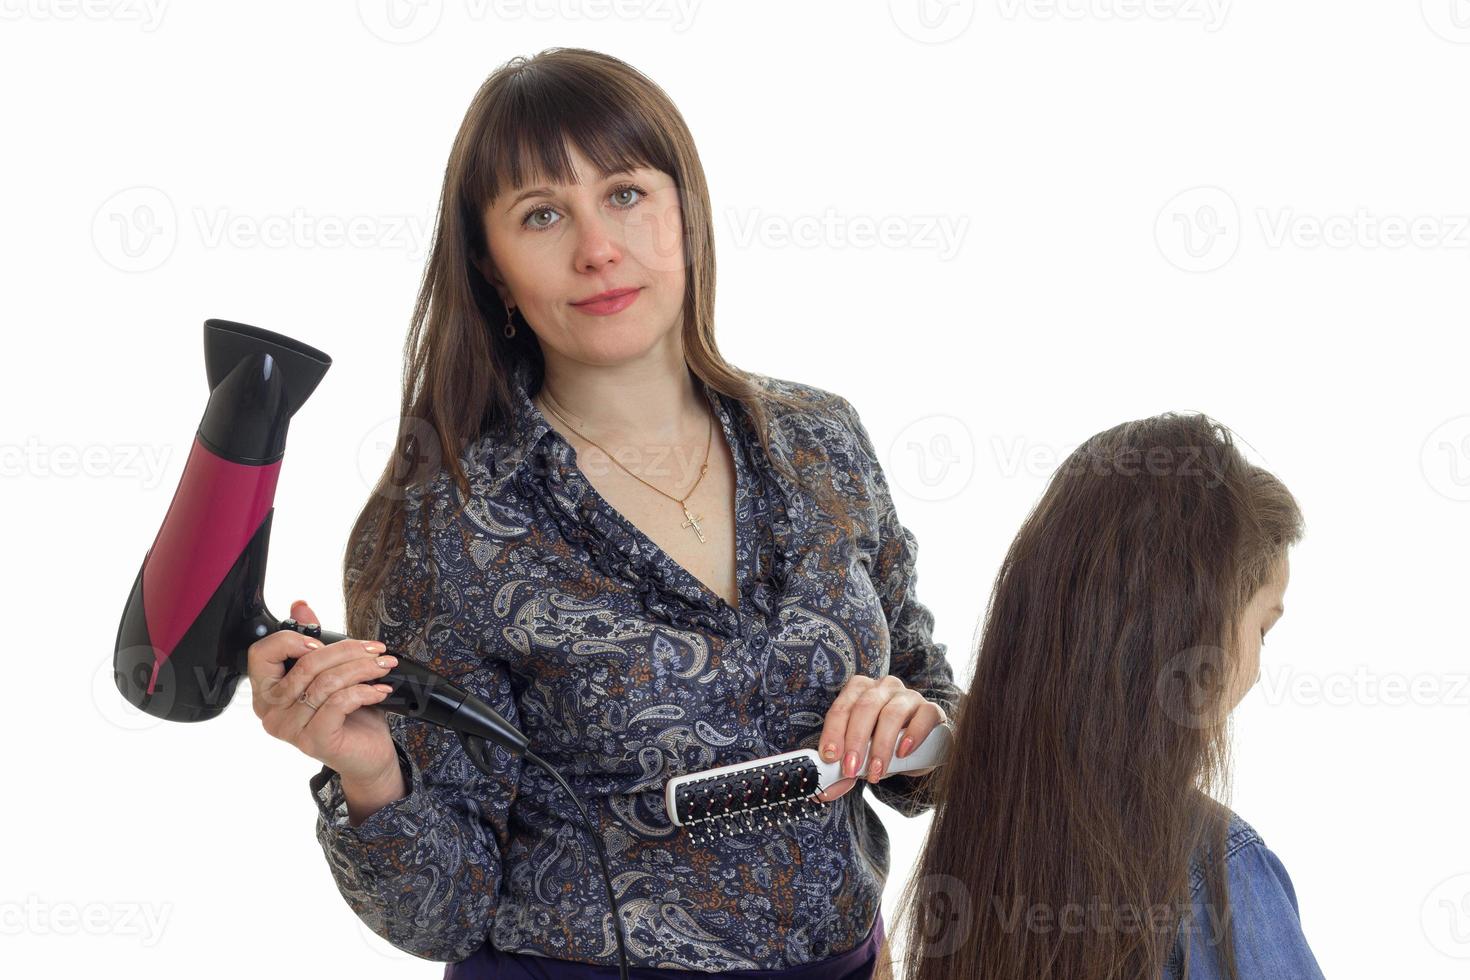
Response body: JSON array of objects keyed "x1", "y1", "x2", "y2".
[{"x1": 503, "y1": 302, "x2": 517, "y2": 339}]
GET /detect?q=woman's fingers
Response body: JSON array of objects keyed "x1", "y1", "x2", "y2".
[
  {"x1": 248, "y1": 604, "x2": 318, "y2": 713},
  {"x1": 297, "y1": 676, "x2": 395, "y2": 755},
  {"x1": 815, "y1": 677, "x2": 877, "y2": 803},
  {"x1": 271, "y1": 644, "x2": 394, "y2": 739},
  {"x1": 816, "y1": 774, "x2": 858, "y2": 803},
  {"x1": 814, "y1": 676, "x2": 948, "y2": 803},
  {"x1": 891, "y1": 701, "x2": 948, "y2": 775},
  {"x1": 840, "y1": 676, "x2": 905, "y2": 782},
  {"x1": 246, "y1": 600, "x2": 328, "y2": 707},
  {"x1": 815, "y1": 675, "x2": 900, "y2": 801},
  {"x1": 291, "y1": 599, "x2": 318, "y2": 627},
  {"x1": 865, "y1": 690, "x2": 928, "y2": 783},
  {"x1": 818, "y1": 676, "x2": 897, "y2": 780},
  {"x1": 251, "y1": 598, "x2": 391, "y2": 742}
]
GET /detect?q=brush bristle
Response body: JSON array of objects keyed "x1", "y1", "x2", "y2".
[{"x1": 672, "y1": 755, "x2": 828, "y2": 843}]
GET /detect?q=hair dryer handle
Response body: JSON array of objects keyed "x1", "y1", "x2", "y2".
[{"x1": 276, "y1": 618, "x2": 528, "y2": 754}]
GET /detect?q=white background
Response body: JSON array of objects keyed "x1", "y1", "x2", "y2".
[{"x1": 3, "y1": 1, "x2": 1467, "y2": 977}]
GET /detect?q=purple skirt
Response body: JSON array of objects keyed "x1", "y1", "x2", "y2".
[{"x1": 444, "y1": 912, "x2": 884, "y2": 980}]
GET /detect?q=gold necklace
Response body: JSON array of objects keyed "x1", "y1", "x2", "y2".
[{"x1": 537, "y1": 385, "x2": 714, "y2": 544}]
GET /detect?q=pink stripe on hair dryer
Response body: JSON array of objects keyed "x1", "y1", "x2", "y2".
[{"x1": 112, "y1": 319, "x2": 526, "y2": 753}]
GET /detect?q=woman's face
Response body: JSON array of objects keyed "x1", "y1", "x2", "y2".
[
  {"x1": 1225, "y1": 552, "x2": 1290, "y2": 710},
  {"x1": 478, "y1": 143, "x2": 687, "y2": 367}
]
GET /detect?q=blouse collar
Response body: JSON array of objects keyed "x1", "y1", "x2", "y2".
[
  {"x1": 467, "y1": 356, "x2": 797, "y2": 634},
  {"x1": 487, "y1": 356, "x2": 747, "y2": 490}
]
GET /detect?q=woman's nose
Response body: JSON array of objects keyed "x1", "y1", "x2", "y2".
[{"x1": 573, "y1": 220, "x2": 623, "y2": 271}]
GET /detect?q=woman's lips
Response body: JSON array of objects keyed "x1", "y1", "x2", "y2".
[{"x1": 572, "y1": 288, "x2": 641, "y2": 316}]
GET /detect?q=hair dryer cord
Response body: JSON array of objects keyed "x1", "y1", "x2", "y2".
[{"x1": 461, "y1": 737, "x2": 630, "y2": 980}]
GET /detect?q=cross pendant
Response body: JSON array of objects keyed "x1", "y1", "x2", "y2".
[{"x1": 681, "y1": 503, "x2": 706, "y2": 543}]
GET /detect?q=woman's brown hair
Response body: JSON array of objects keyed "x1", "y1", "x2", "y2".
[
  {"x1": 341, "y1": 47, "x2": 853, "y2": 642},
  {"x1": 892, "y1": 412, "x2": 1304, "y2": 980}
]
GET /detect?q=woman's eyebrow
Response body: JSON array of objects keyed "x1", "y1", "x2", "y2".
[
  {"x1": 503, "y1": 186, "x2": 554, "y2": 214},
  {"x1": 501, "y1": 169, "x2": 640, "y2": 214}
]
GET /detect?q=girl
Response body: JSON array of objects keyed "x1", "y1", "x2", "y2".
[{"x1": 891, "y1": 412, "x2": 1325, "y2": 979}]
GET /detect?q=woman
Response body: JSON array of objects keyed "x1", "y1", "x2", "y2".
[
  {"x1": 890, "y1": 413, "x2": 1325, "y2": 979},
  {"x1": 244, "y1": 48, "x2": 960, "y2": 977}
]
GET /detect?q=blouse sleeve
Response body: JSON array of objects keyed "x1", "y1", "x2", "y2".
[
  {"x1": 1176, "y1": 837, "x2": 1327, "y2": 979},
  {"x1": 307, "y1": 494, "x2": 523, "y2": 963},
  {"x1": 837, "y1": 397, "x2": 964, "y2": 818}
]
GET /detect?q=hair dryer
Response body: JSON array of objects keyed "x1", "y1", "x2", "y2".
[
  {"x1": 111, "y1": 318, "x2": 525, "y2": 752},
  {"x1": 110, "y1": 318, "x2": 633, "y2": 977}
]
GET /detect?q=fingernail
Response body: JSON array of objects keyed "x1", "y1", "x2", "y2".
[
  {"x1": 365, "y1": 642, "x2": 386, "y2": 654},
  {"x1": 899, "y1": 737, "x2": 913, "y2": 757},
  {"x1": 843, "y1": 751, "x2": 857, "y2": 777},
  {"x1": 303, "y1": 640, "x2": 321, "y2": 650},
  {"x1": 823, "y1": 744, "x2": 838, "y2": 760},
  {"x1": 375, "y1": 656, "x2": 397, "y2": 668},
  {"x1": 869, "y1": 759, "x2": 883, "y2": 780}
]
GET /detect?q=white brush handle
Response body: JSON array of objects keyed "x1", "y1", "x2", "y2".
[
  {"x1": 815, "y1": 720, "x2": 954, "y2": 790},
  {"x1": 665, "y1": 721, "x2": 955, "y2": 825}
]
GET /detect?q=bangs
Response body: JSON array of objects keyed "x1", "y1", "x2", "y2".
[{"x1": 463, "y1": 69, "x2": 677, "y2": 215}]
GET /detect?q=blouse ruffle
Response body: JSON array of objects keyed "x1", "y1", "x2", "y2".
[{"x1": 507, "y1": 387, "x2": 800, "y2": 644}]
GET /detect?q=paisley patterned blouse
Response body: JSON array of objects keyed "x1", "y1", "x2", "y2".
[{"x1": 308, "y1": 358, "x2": 963, "y2": 971}]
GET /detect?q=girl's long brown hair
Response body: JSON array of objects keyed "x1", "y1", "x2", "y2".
[
  {"x1": 893, "y1": 412, "x2": 1304, "y2": 980},
  {"x1": 341, "y1": 48, "x2": 854, "y2": 644}
]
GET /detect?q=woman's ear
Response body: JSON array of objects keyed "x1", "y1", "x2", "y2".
[
  {"x1": 472, "y1": 254, "x2": 493, "y2": 284},
  {"x1": 472, "y1": 254, "x2": 509, "y2": 303}
]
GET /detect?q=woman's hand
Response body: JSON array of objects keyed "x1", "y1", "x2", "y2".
[
  {"x1": 247, "y1": 599, "x2": 402, "y2": 787},
  {"x1": 814, "y1": 674, "x2": 949, "y2": 803}
]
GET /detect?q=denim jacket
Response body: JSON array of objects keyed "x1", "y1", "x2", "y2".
[
  {"x1": 307, "y1": 359, "x2": 962, "y2": 970},
  {"x1": 1165, "y1": 811, "x2": 1326, "y2": 979}
]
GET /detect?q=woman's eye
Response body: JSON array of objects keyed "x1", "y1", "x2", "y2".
[
  {"x1": 610, "y1": 183, "x2": 643, "y2": 207},
  {"x1": 520, "y1": 184, "x2": 645, "y2": 231}
]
